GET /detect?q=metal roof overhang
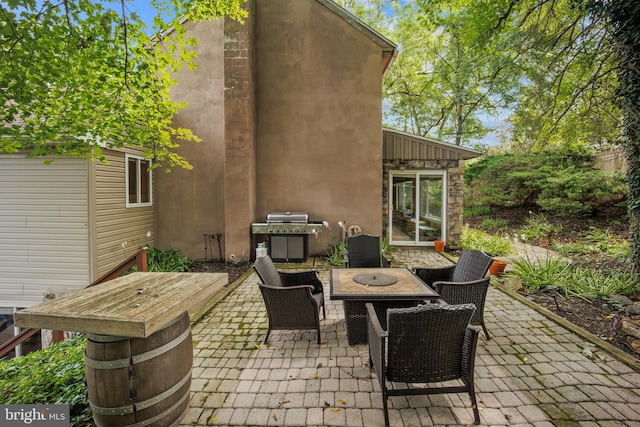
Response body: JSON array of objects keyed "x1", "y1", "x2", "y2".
[{"x1": 383, "y1": 128, "x2": 483, "y2": 161}]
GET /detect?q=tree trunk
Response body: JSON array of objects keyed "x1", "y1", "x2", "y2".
[{"x1": 603, "y1": 0, "x2": 640, "y2": 277}]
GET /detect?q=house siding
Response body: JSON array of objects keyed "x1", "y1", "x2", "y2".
[
  {"x1": 0, "y1": 156, "x2": 90, "y2": 307},
  {"x1": 92, "y1": 150, "x2": 155, "y2": 278}
]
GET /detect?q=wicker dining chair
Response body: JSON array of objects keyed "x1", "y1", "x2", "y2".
[
  {"x1": 413, "y1": 249, "x2": 493, "y2": 288},
  {"x1": 253, "y1": 255, "x2": 325, "y2": 317},
  {"x1": 433, "y1": 276, "x2": 492, "y2": 339},
  {"x1": 367, "y1": 302, "x2": 480, "y2": 426},
  {"x1": 257, "y1": 283, "x2": 322, "y2": 344},
  {"x1": 345, "y1": 234, "x2": 390, "y2": 268}
]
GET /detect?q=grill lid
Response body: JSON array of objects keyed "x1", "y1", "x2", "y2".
[{"x1": 266, "y1": 211, "x2": 309, "y2": 224}]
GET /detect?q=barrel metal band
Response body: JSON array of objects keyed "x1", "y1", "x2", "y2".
[
  {"x1": 90, "y1": 369, "x2": 191, "y2": 418},
  {"x1": 132, "y1": 327, "x2": 191, "y2": 365},
  {"x1": 84, "y1": 353, "x2": 130, "y2": 370},
  {"x1": 135, "y1": 368, "x2": 192, "y2": 410},
  {"x1": 127, "y1": 384, "x2": 190, "y2": 427},
  {"x1": 90, "y1": 401, "x2": 134, "y2": 416},
  {"x1": 84, "y1": 327, "x2": 191, "y2": 369}
]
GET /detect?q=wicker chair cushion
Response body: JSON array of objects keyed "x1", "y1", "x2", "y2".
[{"x1": 254, "y1": 256, "x2": 284, "y2": 287}]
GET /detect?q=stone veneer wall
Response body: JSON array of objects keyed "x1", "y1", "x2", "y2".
[{"x1": 382, "y1": 159, "x2": 465, "y2": 248}]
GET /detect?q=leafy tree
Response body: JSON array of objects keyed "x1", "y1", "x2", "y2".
[
  {"x1": 382, "y1": 1, "x2": 519, "y2": 146},
  {"x1": 1, "y1": 0, "x2": 246, "y2": 170},
  {"x1": 593, "y1": 0, "x2": 640, "y2": 275}
]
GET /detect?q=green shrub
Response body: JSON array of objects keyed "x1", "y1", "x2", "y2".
[
  {"x1": 536, "y1": 168, "x2": 627, "y2": 217},
  {"x1": 461, "y1": 226, "x2": 513, "y2": 256},
  {"x1": 511, "y1": 255, "x2": 640, "y2": 297},
  {"x1": 462, "y1": 205, "x2": 495, "y2": 217},
  {"x1": 464, "y1": 148, "x2": 627, "y2": 217},
  {"x1": 0, "y1": 335, "x2": 93, "y2": 427},
  {"x1": 145, "y1": 245, "x2": 193, "y2": 272}
]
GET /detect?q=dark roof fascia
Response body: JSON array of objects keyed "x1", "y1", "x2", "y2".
[{"x1": 383, "y1": 127, "x2": 483, "y2": 159}]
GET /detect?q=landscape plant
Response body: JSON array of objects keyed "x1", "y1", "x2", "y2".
[
  {"x1": 145, "y1": 245, "x2": 193, "y2": 272},
  {"x1": 464, "y1": 149, "x2": 627, "y2": 217},
  {"x1": 0, "y1": 335, "x2": 92, "y2": 427},
  {"x1": 324, "y1": 237, "x2": 346, "y2": 266},
  {"x1": 461, "y1": 226, "x2": 513, "y2": 257},
  {"x1": 553, "y1": 227, "x2": 630, "y2": 261},
  {"x1": 510, "y1": 255, "x2": 639, "y2": 298},
  {"x1": 517, "y1": 213, "x2": 564, "y2": 242}
]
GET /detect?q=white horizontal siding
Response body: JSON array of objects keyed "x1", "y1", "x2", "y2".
[
  {"x1": 93, "y1": 151, "x2": 154, "y2": 277},
  {"x1": 0, "y1": 156, "x2": 90, "y2": 308}
]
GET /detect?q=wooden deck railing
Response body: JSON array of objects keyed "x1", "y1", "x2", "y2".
[{"x1": 0, "y1": 248, "x2": 148, "y2": 359}]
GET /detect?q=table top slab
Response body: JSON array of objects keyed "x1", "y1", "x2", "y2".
[
  {"x1": 15, "y1": 272, "x2": 228, "y2": 338},
  {"x1": 330, "y1": 268, "x2": 438, "y2": 300}
]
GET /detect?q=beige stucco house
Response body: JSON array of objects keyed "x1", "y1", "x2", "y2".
[
  {"x1": 155, "y1": 0, "x2": 480, "y2": 263},
  {"x1": 0, "y1": 0, "x2": 480, "y2": 323}
]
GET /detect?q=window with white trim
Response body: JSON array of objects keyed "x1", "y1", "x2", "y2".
[{"x1": 126, "y1": 154, "x2": 152, "y2": 207}]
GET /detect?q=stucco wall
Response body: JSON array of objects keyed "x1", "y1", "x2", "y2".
[
  {"x1": 155, "y1": 19, "x2": 227, "y2": 260},
  {"x1": 157, "y1": 0, "x2": 387, "y2": 261},
  {"x1": 254, "y1": 0, "x2": 384, "y2": 257}
]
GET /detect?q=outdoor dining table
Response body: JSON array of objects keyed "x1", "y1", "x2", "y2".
[
  {"x1": 330, "y1": 267, "x2": 439, "y2": 345},
  {"x1": 14, "y1": 272, "x2": 228, "y2": 427}
]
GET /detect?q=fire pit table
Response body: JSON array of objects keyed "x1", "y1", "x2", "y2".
[{"x1": 330, "y1": 268, "x2": 439, "y2": 345}]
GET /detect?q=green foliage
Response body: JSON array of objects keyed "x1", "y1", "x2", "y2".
[
  {"x1": 511, "y1": 256, "x2": 639, "y2": 298},
  {"x1": 465, "y1": 149, "x2": 627, "y2": 217},
  {"x1": 553, "y1": 227, "x2": 631, "y2": 261},
  {"x1": 594, "y1": 0, "x2": 640, "y2": 274},
  {"x1": 461, "y1": 226, "x2": 513, "y2": 257},
  {"x1": 480, "y1": 218, "x2": 509, "y2": 230},
  {"x1": 380, "y1": 237, "x2": 398, "y2": 261},
  {"x1": 462, "y1": 205, "x2": 495, "y2": 217},
  {"x1": 145, "y1": 245, "x2": 193, "y2": 272},
  {"x1": 324, "y1": 237, "x2": 346, "y2": 266},
  {"x1": 1, "y1": 0, "x2": 246, "y2": 170},
  {"x1": 0, "y1": 336, "x2": 93, "y2": 426},
  {"x1": 518, "y1": 213, "x2": 564, "y2": 241}
]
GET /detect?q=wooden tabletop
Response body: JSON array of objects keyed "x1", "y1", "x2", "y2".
[
  {"x1": 329, "y1": 268, "x2": 438, "y2": 301},
  {"x1": 14, "y1": 272, "x2": 227, "y2": 338}
]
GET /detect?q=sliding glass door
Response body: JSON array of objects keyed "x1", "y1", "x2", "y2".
[{"x1": 389, "y1": 171, "x2": 446, "y2": 245}]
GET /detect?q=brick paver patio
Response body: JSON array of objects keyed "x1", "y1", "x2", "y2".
[{"x1": 179, "y1": 249, "x2": 640, "y2": 426}]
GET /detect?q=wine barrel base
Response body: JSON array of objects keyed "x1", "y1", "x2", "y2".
[{"x1": 85, "y1": 312, "x2": 193, "y2": 427}]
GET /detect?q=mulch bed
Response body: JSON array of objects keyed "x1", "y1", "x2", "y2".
[{"x1": 519, "y1": 289, "x2": 635, "y2": 357}]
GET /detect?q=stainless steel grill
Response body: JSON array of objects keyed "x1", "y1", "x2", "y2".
[
  {"x1": 251, "y1": 212, "x2": 323, "y2": 262},
  {"x1": 252, "y1": 212, "x2": 323, "y2": 235}
]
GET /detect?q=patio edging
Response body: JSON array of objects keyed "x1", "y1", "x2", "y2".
[{"x1": 493, "y1": 279, "x2": 640, "y2": 373}]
